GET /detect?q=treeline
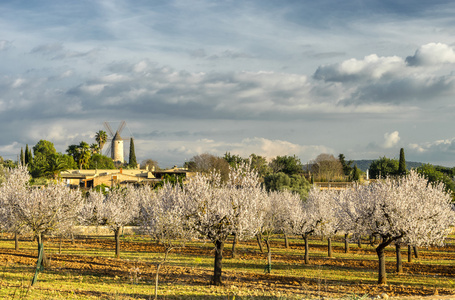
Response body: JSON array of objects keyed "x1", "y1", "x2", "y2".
[{"x1": 1, "y1": 140, "x2": 455, "y2": 200}]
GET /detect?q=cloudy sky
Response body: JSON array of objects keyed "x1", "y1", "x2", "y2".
[{"x1": 1, "y1": 0, "x2": 455, "y2": 168}]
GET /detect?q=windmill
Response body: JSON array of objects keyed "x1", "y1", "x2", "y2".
[{"x1": 103, "y1": 121, "x2": 133, "y2": 164}]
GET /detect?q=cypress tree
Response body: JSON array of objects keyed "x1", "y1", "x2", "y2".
[
  {"x1": 25, "y1": 144, "x2": 30, "y2": 164},
  {"x1": 398, "y1": 148, "x2": 406, "y2": 175},
  {"x1": 20, "y1": 147, "x2": 24, "y2": 166},
  {"x1": 128, "y1": 138, "x2": 137, "y2": 168}
]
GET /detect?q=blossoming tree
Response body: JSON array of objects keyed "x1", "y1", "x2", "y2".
[
  {"x1": 336, "y1": 170, "x2": 454, "y2": 284},
  {"x1": 82, "y1": 186, "x2": 139, "y2": 259},
  {"x1": 138, "y1": 183, "x2": 194, "y2": 299},
  {"x1": 184, "y1": 163, "x2": 265, "y2": 285},
  {"x1": 0, "y1": 166, "x2": 83, "y2": 284}
]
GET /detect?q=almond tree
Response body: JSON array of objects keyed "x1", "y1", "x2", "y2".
[
  {"x1": 261, "y1": 190, "x2": 301, "y2": 273},
  {"x1": 138, "y1": 183, "x2": 194, "y2": 299},
  {"x1": 82, "y1": 186, "x2": 139, "y2": 258},
  {"x1": 184, "y1": 163, "x2": 265, "y2": 285},
  {"x1": 311, "y1": 189, "x2": 338, "y2": 258},
  {"x1": 0, "y1": 166, "x2": 83, "y2": 284},
  {"x1": 260, "y1": 191, "x2": 280, "y2": 273},
  {"x1": 0, "y1": 165, "x2": 29, "y2": 250},
  {"x1": 336, "y1": 171, "x2": 454, "y2": 284},
  {"x1": 288, "y1": 188, "x2": 320, "y2": 264}
]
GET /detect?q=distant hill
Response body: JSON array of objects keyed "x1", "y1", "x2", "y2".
[{"x1": 352, "y1": 160, "x2": 424, "y2": 172}]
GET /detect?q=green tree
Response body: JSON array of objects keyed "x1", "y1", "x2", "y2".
[
  {"x1": 30, "y1": 153, "x2": 48, "y2": 178},
  {"x1": 61, "y1": 154, "x2": 77, "y2": 169},
  {"x1": 264, "y1": 172, "x2": 311, "y2": 200},
  {"x1": 128, "y1": 138, "x2": 137, "y2": 168},
  {"x1": 30, "y1": 140, "x2": 58, "y2": 178},
  {"x1": 369, "y1": 156, "x2": 399, "y2": 179},
  {"x1": 25, "y1": 144, "x2": 32, "y2": 165},
  {"x1": 90, "y1": 143, "x2": 100, "y2": 154},
  {"x1": 66, "y1": 142, "x2": 92, "y2": 169},
  {"x1": 398, "y1": 148, "x2": 407, "y2": 176},
  {"x1": 20, "y1": 148, "x2": 24, "y2": 166},
  {"x1": 33, "y1": 140, "x2": 57, "y2": 158},
  {"x1": 95, "y1": 130, "x2": 108, "y2": 155},
  {"x1": 417, "y1": 164, "x2": 455, "y2": 201},
  {"x1": 249, "y1": 153, "x2": 271, "y2": 177},
  {"x1": 351, "y1": 164, "x2": 361, "y2": 181},
  {"x1": 223, "y1": 152, "x2": 247, "y2": 167},
  {"x1": 338, "y1": 154, "x2": 353, "y2": 177},
  {"x1": 269, "y1": 155, "x2": 303, "y2": 176},
  {"x1": 89, "y1": 154, "x2": 115, "y2": 169},
  {"x1": 44, "y1": 154, "x2": 69, "y2": 179}
]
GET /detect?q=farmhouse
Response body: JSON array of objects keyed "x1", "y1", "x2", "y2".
[{"x1": 60, "y1": 166, "x2": 195, "y2": 188}]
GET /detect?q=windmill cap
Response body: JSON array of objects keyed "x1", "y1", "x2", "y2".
[{"x1": 113, "y1": 131, "x2": 122, "y2": 140}]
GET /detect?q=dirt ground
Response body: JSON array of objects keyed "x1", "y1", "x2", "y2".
[{"x1": 0, "y1": 237, "x2": 454, "y2": 299}]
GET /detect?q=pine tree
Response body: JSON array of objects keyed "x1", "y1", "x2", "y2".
[
  {"x1": 128, "y1": 138, "x2": 137, "y2": 168},
  {"x1": 398, "y1": 148, "x2": 407, "y2": 176}
]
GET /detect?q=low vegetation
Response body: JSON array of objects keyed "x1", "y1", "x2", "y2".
[{"x1": 0, "y1": 233, "x2": 454, "y2": 299}]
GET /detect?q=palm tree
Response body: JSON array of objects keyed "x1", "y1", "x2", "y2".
[
  {"x1": 43, "y1": 154, "x2": 68, "y2": 180},
  {"x1": 90, "y1": 143, "x2": 100, "y2": 154},
  {"x1": 95, "y1": 130, "x2": 108, "y2": 155}
]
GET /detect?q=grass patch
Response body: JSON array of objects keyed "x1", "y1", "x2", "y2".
[{"x1": 0, "y1": 233, "x2": 453, "y2": 299}]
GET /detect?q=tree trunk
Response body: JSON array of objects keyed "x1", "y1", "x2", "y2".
[
  {"x1": 71, "y1": 233, "x2": 75, "y2": 245},
  {"x1": 328, "y1": 237, "x2": 332, "y2": 258},
  {"x1": 395, "y1": 243, "x2": 402, "y2": 274},
  {"x1": 231, "y1": 233, "x2": 238, "y2": 259},
  {"x1": 212, "y1": 240, "x2": 224, "y2": 285},
  {"x1": 376, "y1": 243, "x2": 387, "y2": 284},
  {"x1": 37, "y1": 233, "x2": 50, "y2": 268},
  {"x1": 59, "y1": 236, "x2": 63, "y2": 254},
  {"x1": 407, "y1": 245, "x2": 412, "y2": 263},
  {"x1": 344, "y1": 233, "x2": 349, "y2": 253},
  {"x1": 265, "y1": 239, "x2": 272, "y2": 273},
  {"x1": 154, "y1": 263, "x2": 162, "y2": 300},
  {"x1": 357, "y1": 237, "x2": 362, "y2": 248},
  {"x1": 303, "y1": 235, "x2": 309, "y2": 264},
  {"x1": 413, "y1": 246, "x2": 418, "y2": 259},
  {"x1": 15, "y1": 232, "x2": 19, "y2": 251},
  {"x1": 256, "y1": 233, "x2": 264, "y2": 253},
  {"x1": 284, "y1": 232, "x2": 289, "y2": 248},
  {"x1": 154, "y1": 247, "x2": 172, "y2": 300},
  {"x1": 114, "y1": 228, "x2": 121, "y2": 259}
]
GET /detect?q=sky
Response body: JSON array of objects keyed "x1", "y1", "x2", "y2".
[{"x1": 1, "y1": 0, "x2": 455, "y2": 168}]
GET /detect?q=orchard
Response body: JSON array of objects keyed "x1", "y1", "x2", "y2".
[{"x1": 0, "y1": 165, "x2": 454, "y2": 299}]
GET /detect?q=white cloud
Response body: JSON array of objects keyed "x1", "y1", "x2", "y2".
[
  {"x1": 314, "y1": 54, "x2": 405, "y2": 82},
  {"x1": 383, "y1": 131, "x2": 400, "y2": 148},
  {"x1": 409, "y1": 138, "x2": 455, "y2": 153},
  {"x1": 226, "y1": 137, "x2": 332, "y2": 162},
  {"x1": 406, "y1": 43, "x2": 455, "y2": 66}
]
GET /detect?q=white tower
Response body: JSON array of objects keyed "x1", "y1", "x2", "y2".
[{"x1": 112, "y1": 131, "x2": 124, "y2": 163}]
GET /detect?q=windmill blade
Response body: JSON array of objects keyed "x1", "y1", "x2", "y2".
[
  {"x1": 105, "y1": 143, "x2": 112, "y2": 158},
  {"x1": 121, "y1": 122, "x2": 134, "y2": 140},
  {"x1": 117, "y1": 120, "x2": 126, "y2": 135},
  {"x1": 104, "y1": 122, "x2": 115, "y2": 137}
]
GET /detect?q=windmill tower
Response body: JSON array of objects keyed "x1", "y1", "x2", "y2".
[{"x1": 103, "y1": 121, "x2": 132, "y2": 164}]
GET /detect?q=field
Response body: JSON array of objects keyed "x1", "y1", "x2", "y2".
[{"x1": 0, "y1": 233, "x2": 454, "y2": 299}]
